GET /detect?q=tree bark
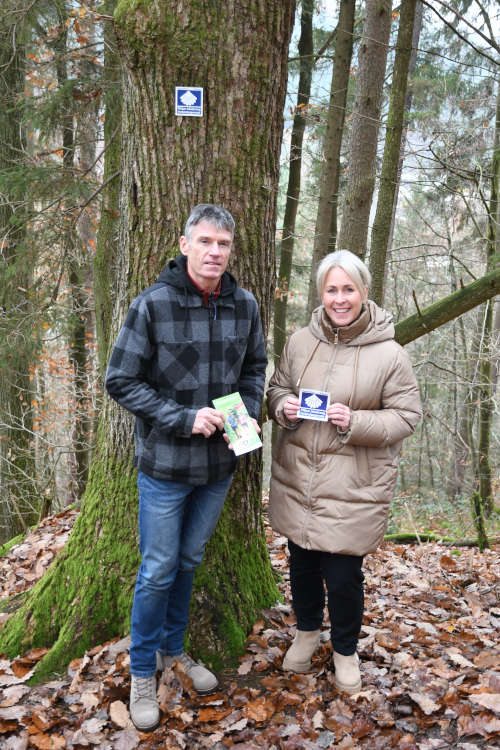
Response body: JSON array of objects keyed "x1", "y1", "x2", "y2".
[
  {"x1": 0, "y1": 15, "x2": 38, "y2": 540},
  {"x1": 69, "y1": 7, "x2": 99, "y2": 500},
  {"x1": 306, "y1": 0, "x2": 355, "y2": 315},
  {"x1": 94, "y1": 2, "x2": 122, "y2": 369},
  {"x1": 337, "y1": 0, "x2": 392, "y2": 257},
  {"x1": 52, "y1": 9, "x2": 94, "y2": 503},
  {"x1": 476, "y1": 78, "x2": 500, "y2": 517},
  {"x1": 369, "y1": 0, "x2": 418, "y2": 305},
  {"x1": 273, "y1": 0, "x2": 314, "y2": 364},
  {"x1": 0, "y1": 0, "x2": 295, "y2": 678}
]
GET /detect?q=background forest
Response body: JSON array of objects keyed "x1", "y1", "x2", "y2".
[{"x1": 0, "y1": 0, "x2": 499, "y2": 679}]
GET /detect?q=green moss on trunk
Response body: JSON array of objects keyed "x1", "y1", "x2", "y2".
[
  {"x1": 0, "y1": 449, "x2": 139, "y2": 682},
  {"x1": 190, "y1": 491, "x2": 278, "y2": 668}
]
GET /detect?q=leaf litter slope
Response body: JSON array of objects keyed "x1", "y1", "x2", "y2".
[{"x1": 0, "y1": 505, "x2": 499, "y2": 749}]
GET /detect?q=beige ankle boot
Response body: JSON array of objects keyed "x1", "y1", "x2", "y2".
[
  {"x1": 282, "y1": 629, "x2": 321, "y2": 673},
  {"x1": 333, "y1": 651, "x2": 361, "y2": 694}
]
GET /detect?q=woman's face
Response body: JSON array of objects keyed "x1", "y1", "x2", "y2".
[{"x1": 322, "y1": 266, "x2": 366, "y2": 327}]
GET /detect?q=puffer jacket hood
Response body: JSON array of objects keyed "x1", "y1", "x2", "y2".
[
  {"x1": 309, "y1": 301, "x2": 395, "y2": 346},
  {"x1": 266, "y1": 301, "x2": 422, "y2": 556}
]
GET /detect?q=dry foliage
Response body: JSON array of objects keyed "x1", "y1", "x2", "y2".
[{"x1": 0, "y1": 507, "x2": 499, "y2": 749}]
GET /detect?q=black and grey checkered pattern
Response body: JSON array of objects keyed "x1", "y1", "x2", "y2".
[{"x1": 105, "y1": 256, "x2": 267, "y2": 485}]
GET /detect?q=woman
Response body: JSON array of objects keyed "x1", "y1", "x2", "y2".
[{"x1": 267, "y1": 250, "x2": 422, "y2": 694}]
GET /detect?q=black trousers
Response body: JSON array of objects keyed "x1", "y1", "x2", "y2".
[{"x1": 288, "y1": 539, "x2": 364, "y2": 656}]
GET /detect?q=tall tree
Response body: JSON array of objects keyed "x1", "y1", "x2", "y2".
[
  {"x1": 0, "y1": 0, "x2": 295, "y2": 678},
  {"x1": 306, "y1": 0, "x2": 356, "y2": 314},
  {"x1": 337, "y1": 0, "x2": 392, "y2": 257},
  {"x1": 369, "y1": 0, "x2": 418, "y2": 305},
  {"x1": 0, "y1": 8, "x2": 39, "y2": 539},
  {"x1": 476, "y1": 77, "x2": 500, "y2": 517},
  {"x1": 274, "y1": 0, "x2": 314, "y2": 363},
  {"x1": 68, "y1": 5, "x2": 99, "y2": 499},
  {"x1": 94, "y1": 2, "x2": 121, "y2": 370},
  {"x1": 50, "y1": 1, "x2": 94, "y2": 502}
]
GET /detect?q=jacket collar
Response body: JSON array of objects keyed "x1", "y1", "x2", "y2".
[
  {"x1": 320, "y1": 304, "x2": 371, "y2": 343},
  {"x1": 156, "y1": 255, "x2": 237, "y2": 298}
]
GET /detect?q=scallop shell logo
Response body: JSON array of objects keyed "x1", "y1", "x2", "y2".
[
  {"x1": 304, "y1": 393, "x2": 323, "y2": 409},
  {"x1": 180, "y1": 90, "x2": 197, "y2": 106}
]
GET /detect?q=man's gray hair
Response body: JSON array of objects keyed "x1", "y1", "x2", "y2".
[
  {"x1": 316, "y1": 250, "x2": 371, "y2": 298},
  {"x1": 184, "y1": 204, "x2": 235, "y2": 241}
]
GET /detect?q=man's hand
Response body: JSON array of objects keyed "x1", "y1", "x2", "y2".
[{"x1": 192, "y1": 407, "x2": 225, "y2": 437}]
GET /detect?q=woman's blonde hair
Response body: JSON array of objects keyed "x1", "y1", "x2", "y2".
[{"x1": 316, "y1": 250, "x2": 371, "y2": 299}]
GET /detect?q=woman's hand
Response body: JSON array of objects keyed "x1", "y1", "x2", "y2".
[
  {"x1": 327, "y1": 402, "x2": 351, "y2": 431},
  {"x1": 283, "y1": 396, "x2": 300, "y2": 422}
]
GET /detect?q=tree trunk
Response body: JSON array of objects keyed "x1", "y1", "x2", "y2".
[
  {"x1": 0, "y1": 18, "x2": 38, "y2": 540},
  {"x1": 374, "y1": 0, "x2": 423, "y2": 298},
  {"x1": 369, "y1": 0, "x2": 417, "y2": 305},
  {"x1": 306, "y1": 0, "x2": 355, "y2": 315},
  {"x1": 0, "y1": 0, "x2": 295, "y2": 678},
  {"x1": 273, "y1": 0, "x2": 314, "y2": 364},
  {"x1": 336, "y1": 0, "x2": 392, "y2": 257},
  {"x1": 69, "y1": 8, "x2": 99, "y2": 500},
  {"x1": 476, "y1": 79, "x2": 500, "y2": 517},
  {"x1": 446, "y1": 253, "x2": 472, "y2": 502},
  {"x1": 394, "y1": 266, "x2": 500, "y2": 345},
  {"x1": 94, "y1": 1, "x2": 122, "y2": 370},
  {"x1": 52, "y1": 13, "x2": 94, "y2": 503}
]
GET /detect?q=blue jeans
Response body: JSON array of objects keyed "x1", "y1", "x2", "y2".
[{"x1": 130, "y1": 471, "x2": 233, "y2": 677}]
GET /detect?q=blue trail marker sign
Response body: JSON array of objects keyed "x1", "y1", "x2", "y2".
[{"x1": 175, "y1": 87, "x2": 203, "y2": 117}]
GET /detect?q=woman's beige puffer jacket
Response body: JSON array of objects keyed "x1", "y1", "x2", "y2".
[{"x1": 267, "y1": 301, "x2": 422, "y2": 557}]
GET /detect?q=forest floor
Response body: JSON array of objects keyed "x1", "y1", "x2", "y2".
[{"x1": 0, "y1": 505, "x2": 499, "y2": 750}]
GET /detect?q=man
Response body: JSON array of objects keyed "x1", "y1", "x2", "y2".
[{"x1": 105, "y1": 204, "x2": 267, "y2": 731}]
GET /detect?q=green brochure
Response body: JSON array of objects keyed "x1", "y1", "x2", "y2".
[{"x1": 212, "y1": 392, "x2": 262, "y2": 456}]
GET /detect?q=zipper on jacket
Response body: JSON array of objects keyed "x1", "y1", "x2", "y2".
[{"x1": 302, "y1": 342, "x2": 339, "y2": 548}]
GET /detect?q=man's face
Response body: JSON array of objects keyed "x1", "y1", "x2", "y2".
[{"x1": 180, "y1": 220, "x2": 233, "y2": 291}]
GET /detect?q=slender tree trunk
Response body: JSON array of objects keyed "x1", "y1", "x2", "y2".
[
  {"x1": 492, "y1": 301, "x2": 500, "y2": 399},
  {"x1": 471, "y1": 492, "x2": 489, "y2": 552},
  {"x1": 69, "y1": 9, "x2": 99, "y2": 499},
  {"x1": 0, "y1": 0, "x2": 295, "y2": 678},
  {"x1": 94, "y1": 1, "x2": 122, "y2": 373},
  {"x1": 369, "y1": 0, "x2": 417, "y2": 304},
  {"x1": 447, "y1": 252, "x2": 470, "y2": 501},
  {"x1": 337, "y1": 0, "x2": 392, "y2": 257},
  {"x1": 306, "y1": 0, "x2": 355, "y2": 315},
  {"x1": 51, "y1": 5, "x2": 97, "y2": 502},
  {"x1": 273, "y1": 0, "x2": 314, "y2": 365},
  {"x1": 380, "y1": 0, "x2": 423, "y2": 275},
  {"x1": 476, "y1": 79, "x2": 500, "y2": 518},
  {"x1": 0, "y1": 19, "x2": 38, "y2": 540}
]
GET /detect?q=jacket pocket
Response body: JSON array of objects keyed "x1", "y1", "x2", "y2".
[
  {"x1": 333, "y1": 445, "x2": 372, "y2": 489},
  {"x1": 144, "y1": 425, "x2": 159, "y2": 450},
  {"x1": 355, "y1": 446, "x2": 372, "y2": 487},
  {"x1": 156, "y1": 340, "x2": 200, "y2": 390}
]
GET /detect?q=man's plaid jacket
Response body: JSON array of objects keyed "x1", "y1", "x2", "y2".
[{"x1": 105, "y1": 255, "x2": 267, "y2": 485}]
